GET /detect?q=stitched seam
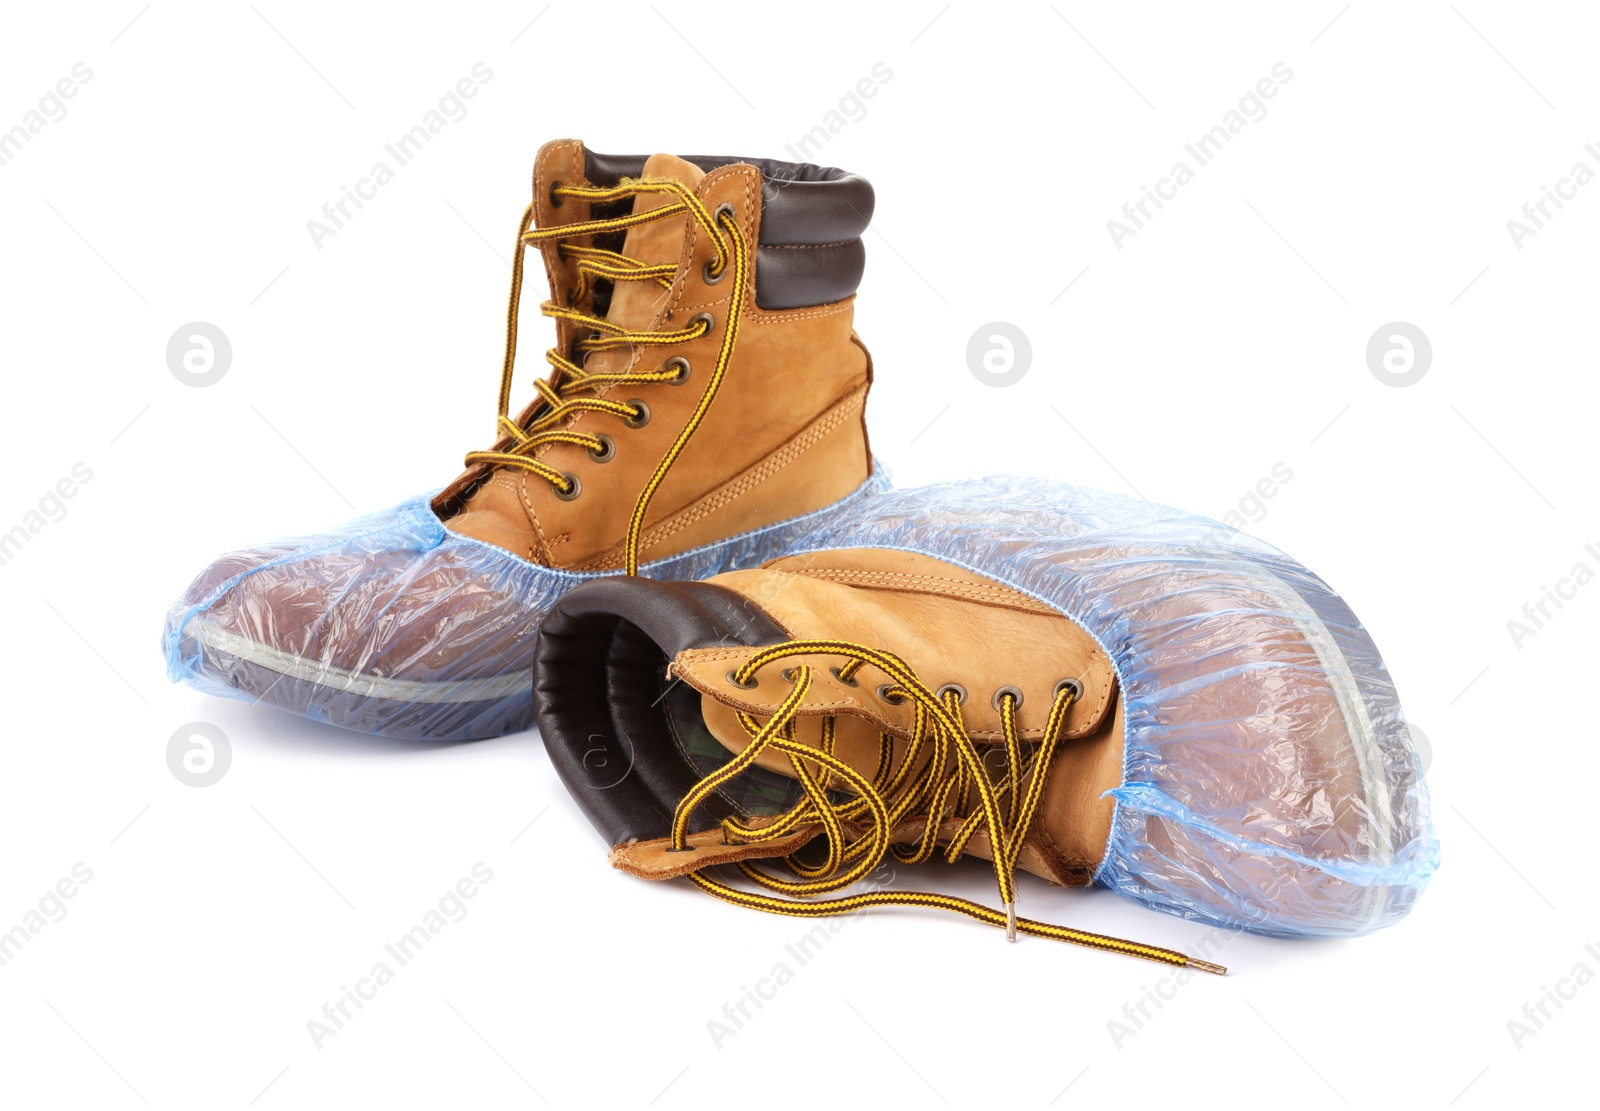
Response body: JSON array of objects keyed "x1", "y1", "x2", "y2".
[
  {"x1": 741, "y1": 172, "x2": 759, "y2": 309},
  {"x1": 780, "y1": 568, "x2": 1058, "y2": 613},
  {"x1": 668, "y1": 169, "x2": 752, "y2": 317},
  {"x1": 599, "y1": 393, "x2": 861, "y2": 564},
  {"x1": 762, "y1": 239, "x2": 859, "y2": 250},
  {"x1": 570, "y1": 385, "x2": 867, "y2": 571},
  {"x1": 676, "y1": 612, "x2": 1113, "y2": 739},
  {"x1": 614, "y1": 831, "x2": 811, "y2": 875},
  {"x1": 671, "y1": 650, "x2": 1080, "y2": 741},
  {"x1": 636, "y1": 389, "x2": 863, "y2": 544},
  {"x1": 517, "y1": 471, "x2": 551, "y2": 563},
  {"x1": 751, "y1": 299, "x2": 854, "y2": 324},
  {"x1": 673, "y1": 649, "x2": 888, "y2": 714}
]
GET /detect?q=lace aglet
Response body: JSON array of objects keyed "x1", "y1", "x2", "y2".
[
  {"x1": 1186, "y1": 957, "x2": 1227, "y2": 976},
  {"x1": 1004, "y1": 902, "x2": 1017, "y2": 943}
]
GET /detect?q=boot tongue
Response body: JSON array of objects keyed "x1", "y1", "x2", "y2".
[
  {"x1": 443, "y1": 153, "x2": 706, "y2": 556},
  {"x1": 601, "y1": 152, "x2": 707, "y2": 333}
]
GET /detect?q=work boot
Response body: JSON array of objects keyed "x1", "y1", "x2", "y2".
[
  {"x1": 534, "y1": 478, "x2": 1439, "y2": 968},
  {"x1": 163, "y1": 140, "x2": 887, "y2": 739}
]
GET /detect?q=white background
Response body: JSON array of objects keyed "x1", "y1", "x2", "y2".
[{"x1": 1, "y1": 2, "x2": 1594, "y2": 1107}]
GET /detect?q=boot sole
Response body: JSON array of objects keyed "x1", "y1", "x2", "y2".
[{"x1": 181, "y1": 616, "x2": 532, "y2": 740}]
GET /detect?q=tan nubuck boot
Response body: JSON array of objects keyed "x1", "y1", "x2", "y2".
[
  {"x1": 162, "y1": 141, "x2": 885, "y2": 740},
  {"x1": 535, "y1": 550, "x2": 1230, "y2": 974},
  {"x1": 436, "y1": 141, "x2": 880, "y2": 573}
]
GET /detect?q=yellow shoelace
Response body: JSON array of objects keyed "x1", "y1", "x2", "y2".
[
  {"x1": 672, "y1": 641, "x2": 1226, "y2": 973},
  {"x1": 465, "y1": 179, "x2": 747, "y2": 574}
]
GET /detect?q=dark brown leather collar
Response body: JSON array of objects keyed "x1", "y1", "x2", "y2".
[
  {"x1": 534, "y1": 578, "x2": 790, "y2": 849},
  {"x1": 583, "y1": 149, "x2": 872, "y2": 309}
]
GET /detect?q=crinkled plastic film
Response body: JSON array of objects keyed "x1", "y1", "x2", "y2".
[
  {"x1": 162, "y1": 466, "x2": 893, "y2": 740},
  {"x1": 774, "y1": 476, "x2": 1438, "y2": 938}
]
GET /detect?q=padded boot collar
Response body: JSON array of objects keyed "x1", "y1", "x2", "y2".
[
  {"x1": 582, "y1": 145, "x2": 872, "y2": 309},
  {"x1": 535, "y1": 578, "x2": 787, "y2": 850}
]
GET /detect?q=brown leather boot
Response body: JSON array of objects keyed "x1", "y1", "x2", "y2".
[
  {"x1": 162, "y1": 141, "x2": 885, "y2": 740},
  {"x1": 535, "y1": 549, "x2": 1226, "y2": 973},
  {"x1": 436, "y1": 141, "x2": 880, "y2": 572}
]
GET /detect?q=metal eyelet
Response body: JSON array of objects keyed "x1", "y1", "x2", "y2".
[
  {"x1": 623, "y1": 400, "x2": 651, "y2": 429},
  {"x1": 587, "y1": 435, "x2": 615, "y2": 464},
  {"x1": 935, "y1": 683, "x2": 968, "y2": 705},
  {"x1": 727, "y1": 670, "x2": 758, "y2": 690},
  {"x1": 549, "y1": 180, "x2": 565, "y2": 207},
  {"x1": 829, "y1": 666, "x2": 859, "y2": 688},
  {"x1": 554, "y1": 473, "x2": 582, "y2": 501},
  {"x1": 876, "y1": 684, "x2": 908, "y2": 706},
  {"x1": 1054, "y1": 678, "x2": 1084, "y2": 703},
  {"x1": 663, "y1": 356, "x2": 691, "y2": 385},
  {"x1": 687, "y1": 312, "x2": 715, "y2": 338},
  {"x1": 991, "y1": 685, "x2": 1025, "y2": 711},
  {"x1": 703, "y1": 205, "x2": 735, "y2": 283},
  {"x1": 781, "y1": 668, "x2": 799, "y2": 684}
]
